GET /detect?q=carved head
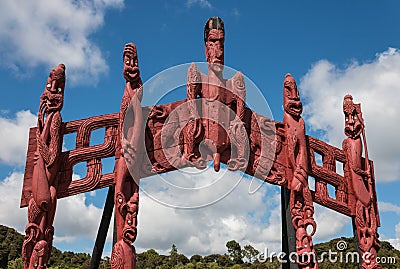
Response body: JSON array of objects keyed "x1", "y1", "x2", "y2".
[
  {"x1": 122, "y1": 194, "x2": 138, "y2": 245},
  {"x1": 204, "y1": 17, "x2": 225, "y2": 75},
  {"x1": 40, "y1": 64, "x2": 66, "y2": 114},
  {"x1": 343, "y1": 94, "x2": 363, "y2": 138},
  {"x1": 283, "y1": 73, "x2": 303, "y2": 118},
  {"x1": 123, "y1": 43, "x2": 141, "y2": 83},
  {"x1": 295, "y1": 229, "x2": 315, "y2": 266}
]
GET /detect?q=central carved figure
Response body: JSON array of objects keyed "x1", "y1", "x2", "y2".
[{"x1": 185, "y1": 16, "x2": 248, "y2": 172}]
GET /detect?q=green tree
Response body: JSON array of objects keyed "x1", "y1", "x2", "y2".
[
  {"x1": 217, "y1": 254, "x2": 233, "y2": 267},
  {"x1": 170, "y1": 244, "x2": 178, "y2": 256},
  {"x1": 242, "y1": 244, "x2": 260, "y2": 263},
  {"x1": 7, "y1": 257, "x2": 24, "y2": 269},
  {"x1": 226, "y1": 240, "x2": 243, "y2": 264},
  {"x1": 0, "y1": 225, "x2": 24, "y2": 267},
  {"x1": 203, "y1": 254, "x2": 220, "y2": 263},
  {"x1": 137, "y1": 248, "x2": 164, "y2": 268},
  {"x1": 190, "y1": 254, "x2": 202, "y2": 264}
]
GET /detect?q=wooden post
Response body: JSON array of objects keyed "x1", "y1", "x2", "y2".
[
  {"x1": 281, "y1": 186, "x2": 299, "y2": 269},
  {"x1": 89, "y1": 186, "x2": 115, "y2": 269}
]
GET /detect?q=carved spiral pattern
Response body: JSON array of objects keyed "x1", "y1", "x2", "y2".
[
  {"x1": 28, "y1": 198, "x2": 42, "y2": 223},
  {"x1": 111, "y1": 243, "x2": 124, "y2": 269}
]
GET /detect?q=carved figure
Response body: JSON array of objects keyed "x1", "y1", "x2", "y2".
[
  {"x1": 111, "y1": 43, "x2": 144, "y2": 269},
  {"x1": 22, "y1": 64, "x2": 65, "y2": 269},
  {"x1": 283, "y1": 74, "x2": 317, "y2": 268},
  {"x1": 184, "y1": 17, "x2": 248, "y2": 172},
  {"x1": 342, "y1": 94, "x2": 380, "y2": 269}
]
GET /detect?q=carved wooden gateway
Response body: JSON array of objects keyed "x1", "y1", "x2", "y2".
[{"x1": 20, "y1": 17, "x2": 381, "y2": 269}]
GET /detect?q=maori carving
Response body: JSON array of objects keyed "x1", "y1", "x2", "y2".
[
  {"x1": 22, "y1": 64, "x2": 65, "y2": 269},
  {"x1": 227, "y1": 72, "x2": 249, "y2": 171},
  {"x1": 252, "y1": 115, "x2": 285, "y2": 185},
  {"x1": 283, "y1": 74, "x2": 317, "y2": 268},
  {"x1": 19, "y1": 17, "x2": 383, "y2": 269},
  {"x1": 183, "y1": 63, "x2": 205, "y2": 168},
  {"x1": 183, "y1": 17, "x2": 249, "y2": 172},
  {"x1": 342, "y1": 94, "x2": 380, "y2": 269},
  {"x1": 111, "y1": 43, "x2": 144, "y2": 269}
]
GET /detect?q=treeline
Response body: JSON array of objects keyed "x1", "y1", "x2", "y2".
[
  {"x1": 0, "y1": 225, "x2": 109, "y2": 269},
  {"x1": 1, "y1": 225, "x2": 399, "y2": 268}
]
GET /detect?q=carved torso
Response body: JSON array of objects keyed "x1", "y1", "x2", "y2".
[{"x1": 343, "y1": 136, "x2": 371, "y2": 206}]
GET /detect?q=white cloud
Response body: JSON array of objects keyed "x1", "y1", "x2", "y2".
[
  {"x1": 135, "y1": 167, "x2": 282, "y2": 256},
  {"x1": 386, "y1": 223, "x2": 400, "y2": 251},
  {"x1": 313, "y1": 204, "x2": 350, "y2": 240},
  {"x1": 387, "y1": 238, "x2": 400, "y2": 251},
  {"x1": 186, "y1": 0, "x2": 212, "y2": 9},
  {"x1": 136, "y1": 166, "x2": 352, "y2": 256},
  {"x1": 0, "y1": 0, "x2": 124, "y2": 85},
  {"x1": 0, "y1": 110, "x2": 37, "y2": 166},
  {"x1": 379, "y1": 202, "x2": 400, "y2": 250},
  {"x1": 300, "y1": 48, "x2": 400, "y2": 182},
  {"x1": 0, "y1": 172, "x2": 28, "y2": 231},
  {"x1": 379, "y1": 201, "x2": 400, "y2": 215},
  {"x1": 54, "y1": 193, "x2": 110, "y2": 243}
]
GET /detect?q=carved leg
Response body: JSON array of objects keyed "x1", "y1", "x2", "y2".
[
  {"x1": 183, "y1": 119, "x2": 206, "y2": 169},
  {"x1": 227, "y1": 119, "x2": 248, "y2": 171}
]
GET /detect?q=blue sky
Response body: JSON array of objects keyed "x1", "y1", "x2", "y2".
[{"x1": 0, "y1": 0, "x2": 399, "y2": 258}]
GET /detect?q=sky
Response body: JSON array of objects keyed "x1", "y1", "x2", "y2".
[{"x1": 0, "y1": 0, "x2": 400, "y2": 259}]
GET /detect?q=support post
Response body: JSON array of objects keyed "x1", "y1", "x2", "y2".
[
  {"x1": 352, "y1": 218, "x2": 362, "y2": 269},
  {"x1": 89, "y1": 186, "x2": 115, "y2": 269},
  {"x1": 281, "y1": 186, "x2": 299, "y2": 269}
]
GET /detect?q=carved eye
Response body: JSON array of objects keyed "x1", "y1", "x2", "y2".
[
  {"x1": 125, "y1": 60, "x2": 130, "y2": 65},
  {"x1": 58, "y1": 87, "x2": 62, "y2": 92},
  {"x1": 47, "y1": 83, "x2": 51, "y2": 88},
  {"x1": 353, "y1": 115, "x2": 356, "y2": 120},
  {"x1": 345, "y1": 117, "x2": 349, "y2": 122}
]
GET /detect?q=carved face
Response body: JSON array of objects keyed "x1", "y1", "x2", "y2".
[
  {"x1": 283, "y1": 74, "x2": 303, "y2": 118},
  {"x1": 296, "y1": 229, "x2": 314, "y2": 266},
  {"x1": 205, "y1": 29, "x2": 224, "y2": 75},
  {"x1": 122, "y1": 198, "x2": 138, "y2": 245},
  {"x1": 40, "y1": 64, "x2": 65, "y2": 114},
  {"x1": 343, "y1": 95, "x2": 363, "y2": 138},
  {"x1": 123, "y1": 45, "x2": 140, "y2": 83}
]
